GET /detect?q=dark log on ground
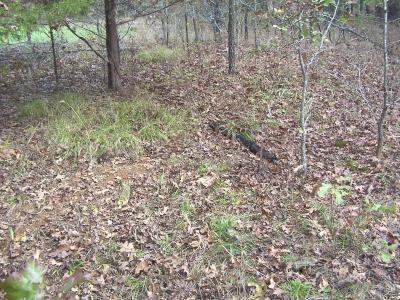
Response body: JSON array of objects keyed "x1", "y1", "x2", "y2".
[{"x1": 209, "y1": 121, "x2": 278, "y2": 161}]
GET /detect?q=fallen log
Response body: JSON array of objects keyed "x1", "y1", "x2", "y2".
[{"x1": 209, "y1": 121, "x2": 278, "y2": 161}]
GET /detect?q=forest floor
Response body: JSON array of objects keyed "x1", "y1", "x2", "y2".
[{"x1": 0, "y1": 38, "x2": 399, "y2": 299}]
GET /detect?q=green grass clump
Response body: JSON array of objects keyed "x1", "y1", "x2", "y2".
[
  {"x1": 19, "y1": 99, "x2": 49, "y2": 119},
  {"x1": 49, "y1": 100, "x2": 141, "y2": 158},
  {"x1": 125, "y1": 275, "x2": 149, "y2": 299},
  {"x1": 208, "y1": 215, "x2": 240, "y2": 257},
  {"x1": 137, "y1": 46, "x2": 184, "y2": 63},
  {"x1": 281, "y1": 279, "x2": 313, "y2": 299},
  {"x1": 209, "y1": 215, "x2": 235, "y2": 239},
  {"x1": 22, "y1": 94, "x2": 189, "y2": 159}
]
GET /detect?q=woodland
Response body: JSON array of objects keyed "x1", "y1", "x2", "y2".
[{"x1": 0, "y1": 0, "x2": 399, "y2": 299}]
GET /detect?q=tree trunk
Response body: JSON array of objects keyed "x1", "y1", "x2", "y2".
[
  {"x1": 376, "y1": 0, "x2": 389, "y2": 157},
  {"x1": 254, "y1": 20, "x2": 258, "y2": 50},
  {"x1": 49, "y1": 26, "x2": 59, "y2": 85},
  {"x1": 228, "y1": 0, "x2": 236, "y2": 73},
  {"x1": 244, "y1": 7, "x2": 249, "y2": 42},
  {"x1": 213, "y1": 0, "x2": 222, "y2": 42},
  {"x1": 184, "y1": 3, "x2": 189, "y2": 49},
  {"x1": 161, "y1": 16, "x2": 167, "y2": 44},
  {"x1": 105, "y1": 0, "x2": 121, "y2": 91},
  {"x1": 359, "y1": 0, "x2": 365, "y2": 15}
]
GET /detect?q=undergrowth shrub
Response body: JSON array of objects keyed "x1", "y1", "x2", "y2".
[{"x1": 136, "y1": 46, "x2": 184, "y2": 62}]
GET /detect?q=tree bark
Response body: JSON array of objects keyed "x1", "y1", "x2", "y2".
[
  {"x1": 105, "y1": 0, "x2": 121, "y2": 91},
  {"x1": 228, "y1": 0, "x2": 236, "y2": 73}
]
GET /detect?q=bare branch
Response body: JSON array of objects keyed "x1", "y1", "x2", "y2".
[
  {"x1": 118, "y1": 0, "x2": 184, "y2": 26},
  {"x1": 64, "y1": 21, "x2": 108, "y2": 64}
]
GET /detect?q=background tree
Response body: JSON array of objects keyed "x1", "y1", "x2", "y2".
[
  {"x1": 228, "y1": 0, "x2": 236, "y2": 73},
  {"x1": 105, "y1": 0, "x2": 121, "y2": 90}
]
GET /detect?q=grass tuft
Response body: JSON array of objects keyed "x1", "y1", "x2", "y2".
[
  {"x1": 137, "y1": 46, "x2": 184, "y2": 63},
  {"x1": 19, "y1": 99, "x2": 49, "y2": 119},
  {"x1": 281, "y1": 279, "x2": 313, "y2": 299},
  {"x1": 125, "y1": 275, "x2": 149, "y2": 299},
  {"x1": 40, "y1": 94, "x2": 190, "y2": 158}
]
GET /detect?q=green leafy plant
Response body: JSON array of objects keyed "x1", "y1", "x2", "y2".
[
  {"x1": 317, "y1": 176, "x2": 351, "y2": 238},
  {"x1": 0, "y1": 260, "x2": 84, "y2": 300},
  {"x1": 376, "y1": 240, "x2": 397, "y2": 263},
  {"x1": 365, "y1": 199, "x2": 397, "y2": 214},
  {"x1": 318, "y1": 176, "x2": 351, "y2": 205},
  {"x1": 0, "y1": 261, "x2": 44, "y2": 300},
  {"x1": 196, "y1": 161, "x2": 208, "y2": 176}
]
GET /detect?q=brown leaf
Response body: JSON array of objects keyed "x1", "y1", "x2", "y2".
[
  {"x1": 197, "y1": 174, "x2": 217, "y2": 188},
  {"x1": 135, "y1": 260, "x2": 150, "y2": 274}
]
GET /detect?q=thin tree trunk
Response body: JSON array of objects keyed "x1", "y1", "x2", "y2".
[
  {"x1": 244, "y1": 7, "x2": 249, "y2": 42},
  {"x1": 166, "y1": 8, "x2": 170, "y2": 46},
  {"x1": 359, "y1": 0, "x2": 365, "y2": 15},
  {"x1": 105, "y1": 0, "x2": 121, "y2": 91},
  {"x1": 376, "y1": 0, "x2": 389, "y2": 157},
  {"x1": 184, "y1": 3, "x2": 189, "y2": 49},
  {"x1": 228, "y1": 0, "x2": 236, "y2": 73},
  {"x1": 253, "y1": 0, "x2": 258, "y2": 50},
  {"x1": 299, "y1": 49, "x2": 309, "y2": 172},
  {"x1": 161, "y1": 16, "x2": 167, "y2": 44},
  {"x1": 27, "y1": 31, "x2": 32, "y2": 45},
  {"x1": 193, "y1": 17, "x2": 199, "y2": 42},
  {"x1": 213, "y1": 0, "x2": 222, "y2": 42},
  {"x1": 49, "y1": 26, "x2": 59, "y2": 84}
]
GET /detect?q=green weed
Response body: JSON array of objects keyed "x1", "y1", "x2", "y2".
[
  {"x1": 365, "y1": 199, "x2": 397, "y2": 214},
  {"x1": 376, "y1": 239, "x2": 397, "y2": 263},
  {"x1": 317, "y1": 176, "x2": 352, "y2": 238},
  {"x1": 340, "y1": 158, "x2": 370, "y2": 173},
  {"x1": 68, "y1": 261, "x2": 83, "y2": 275},
  {"x1": 8, "y1": 193, "x2": 29, "y2": 205},
  {"x1": 335, "y1": 139, "x2": 348, "y2": 148},
  {"x1": 196, "y1": 161, "x2": 208, "y2": 176}
]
